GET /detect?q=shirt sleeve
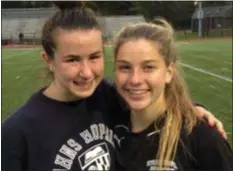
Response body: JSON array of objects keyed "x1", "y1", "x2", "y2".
[
  {"x1": 193, "y1": 121, "x2": 233, "y2": 171},
  {"x1": 2, "y1": 117, "x2": 28, "y2": 171}
]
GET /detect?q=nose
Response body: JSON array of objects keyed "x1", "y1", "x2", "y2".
[
  {"x1": 79, "y1": 60, "x2": 93, "y2": 80},
  {"x1": 129, "y1": 69, "x2": 142, "y2": 85}
]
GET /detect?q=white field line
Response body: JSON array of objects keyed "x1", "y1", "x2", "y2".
[
  {"x1": 180, "y1": 62, "x2": 232, "y2": 83},
  {"x1": 106, "y1": 45, "x2": 232, "y2": 83},
  {"x1": 176, "y1": 42, "x2": 191, "y2": 45},
  {"x1": 2, "y1": 48, "x2": 40, "y2": 60}
]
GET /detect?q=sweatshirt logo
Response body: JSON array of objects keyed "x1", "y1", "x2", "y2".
[
  {"x1": 78, "y1": 143, "x2": 110, "y2": 170},
  {"x1": 53, "y1": 123, "x2": 120, "y2": 171},
  {"x1": 147, "y1": 159, "x2": 178, "y2": 171}
]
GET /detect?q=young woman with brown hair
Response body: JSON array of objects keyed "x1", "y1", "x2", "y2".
[{"x1": 114, "y1": 18, "x2": 233, "y2": 171}]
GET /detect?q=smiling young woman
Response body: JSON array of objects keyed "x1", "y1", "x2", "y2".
[{"x1": 113, "y1": 19, "x2": 233, "y2": 171}]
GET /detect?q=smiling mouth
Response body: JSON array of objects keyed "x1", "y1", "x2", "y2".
[
  {"x1": 127, "y1": 89, "x2": 148, "y2": 94},
  {"x1": 124, "y1": 89, "x2": 149, "y2": 98},
  {"x1": 73, "y1": 81, "x2": 93, "y2": 89}
]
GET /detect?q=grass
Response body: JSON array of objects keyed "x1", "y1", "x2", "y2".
[
  {"x1": 176, "y1": 40, "x2": 232, "y2": 145},
  {"x1": 2, "y1": 39, "x2": 232, "y2": 145}
]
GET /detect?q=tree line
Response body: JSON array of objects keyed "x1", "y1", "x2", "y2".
[{"x1": 2, "y1": 1, "x2": 231, "y2": 29}]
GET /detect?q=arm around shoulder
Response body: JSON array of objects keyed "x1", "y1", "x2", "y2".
[{"x1": 192, "y1": 121, "x2": 233, "y2": 171}]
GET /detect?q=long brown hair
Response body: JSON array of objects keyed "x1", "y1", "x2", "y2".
[{"x1": 114, "y1": 18, "x2": 199, "y2": 169}]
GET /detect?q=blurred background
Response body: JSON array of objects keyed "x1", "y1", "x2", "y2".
[
  {"x1": 2, "y1": 1, "x2": 232, "y2": 45},
  {"x1": 1, "y1": 1, "x2": 232, "y2": 145}
]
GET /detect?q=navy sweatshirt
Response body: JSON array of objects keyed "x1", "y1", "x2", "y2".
[
  {"x1": 3, "y1": 78, "x2": 232, "y2": 171},
  {"x1": 2, "y1": 80, "x2": 121, "y2": 171},
  {"x1": 114, "y1": 113, "x2": 233, "y2": 171}
]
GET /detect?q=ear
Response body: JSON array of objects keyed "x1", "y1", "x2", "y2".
[
  {"x1": 165, "y1": 63, "x2": 175, "y2": 84},
  {"x1": 41, "y1": 51, "x2": 54, "y2": 72}
]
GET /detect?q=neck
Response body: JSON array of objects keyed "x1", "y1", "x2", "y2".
[
  {"x1": 43, "y1": 81, "x2": 81, "y2": 102},
  {"x1": 130, "y1": 94, "x2": 166, "y2": 133}
]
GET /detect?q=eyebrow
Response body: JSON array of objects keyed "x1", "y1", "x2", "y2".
[
  {"x1": 64, "y1": 50, "x2": 103, "y2": 58},
  {"x1": 65, "y1": 54, "x2": 81, "y2": 58},
  {"x1": 116, "y1": 59, "x2": 158, "y2": 64},
  {"x1": 142, "y1": 60, "x2": 158, "y2": 64},
  {"x1": 116, "y1": 60, "x2": 130, "y2": 64},
  {"x1": 89, "y1": 50, "x2": 102, "y2": 56}
]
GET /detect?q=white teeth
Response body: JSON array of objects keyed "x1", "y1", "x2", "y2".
[
  {"x1": 128, "y1": 90, "x2": 147, "y2": 94},
  {"x1": 77, "y1": 82, "x2": 86, "y2": 85},
  {"x1": 75, "y1": 81, "x2": 91, "y2": 85},
  {"x1": 74, "y1": 81, "x2": 92, "y2": 88}
]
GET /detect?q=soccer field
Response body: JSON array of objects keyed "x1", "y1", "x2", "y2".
[{"x1": 2, "y1": 39, "x2": 232, "y2": 145}]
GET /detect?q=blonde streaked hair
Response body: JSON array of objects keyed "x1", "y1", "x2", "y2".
[{"x1": 114, "y1": 18, "x2": 199, "y2": 169}]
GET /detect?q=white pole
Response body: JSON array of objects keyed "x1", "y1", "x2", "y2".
[{"x1": 198, "y1": 1, "x2": 203, "y2": 37}]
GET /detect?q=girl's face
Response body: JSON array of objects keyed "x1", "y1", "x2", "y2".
[
  {"x1": 115, "y1": 39, "x2": 174, "y2": 111},
  {"x1": 43, "y1": 29, "x2": 104, "y2": 101}
]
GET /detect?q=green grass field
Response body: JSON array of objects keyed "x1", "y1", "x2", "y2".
[{"x1": 2, "y1": 39, "x2": 232, "y2": 145}]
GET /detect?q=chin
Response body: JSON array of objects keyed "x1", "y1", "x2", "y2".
[
  {"x1": 127, "y1": 101, "x2": 150, "y2": 111},
  {"x1": 74, "y1": 88, "x2": 96, "y2": 99},
  {"x1": 72, "y1": 91, "x2": 93, "y2": 99},
  {"x1": 70, "y1": 85, "x2": 96, "y2": 99}
]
